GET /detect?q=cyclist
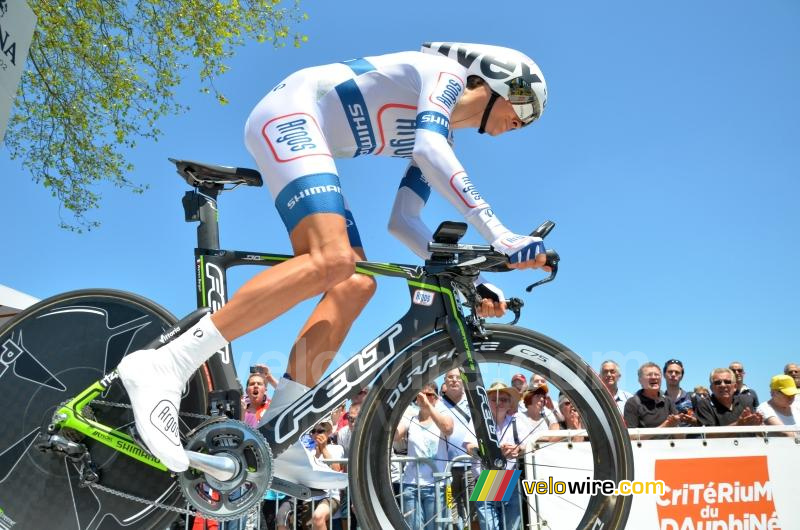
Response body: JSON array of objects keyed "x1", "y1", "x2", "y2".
[{"x1": 118, "y1": 42, "x2": 549, "y2": 490}]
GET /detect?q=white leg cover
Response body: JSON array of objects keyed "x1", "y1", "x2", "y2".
[
  {"x1": 263, "y1": 378, "x2": 349, "y2": 490},
  {"x1": 118, "y1": 314, "x2": 227, "y2": 471}
]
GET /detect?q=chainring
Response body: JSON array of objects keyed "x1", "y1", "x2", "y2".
[{"x1": 178, "y1": 419, "x2": 273, "y2": 521}]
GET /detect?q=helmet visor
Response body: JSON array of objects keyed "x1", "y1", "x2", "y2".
[{"x1": 507, "y1": 77, "x2": 542, "y2": 126}]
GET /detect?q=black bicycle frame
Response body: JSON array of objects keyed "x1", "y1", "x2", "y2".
[{"x1": 186, "y1": 188, "x2": 505, "y2": 472}]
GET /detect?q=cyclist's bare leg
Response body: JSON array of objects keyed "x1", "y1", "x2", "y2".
[
  {"x1": 243, "y1": 212, "x2": 358, "y2": 489},
  {"x1": 286, "y1": 247, "x2": 376, "y2": 386},
  {"x1": 210, "y1": 213, "x2": 356, "y2": 341},
  {"x1": 118, "y1": 212, "x2": 356, "y2": 475}
]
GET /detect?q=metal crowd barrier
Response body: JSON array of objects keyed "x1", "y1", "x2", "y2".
[{"x1": 183, "y1": 425, "x2": 800, "y2": 529}]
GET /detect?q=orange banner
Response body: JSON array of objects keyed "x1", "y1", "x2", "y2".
[{"x1": 655, "y1": 456, "x2": 781, "y2": 529}]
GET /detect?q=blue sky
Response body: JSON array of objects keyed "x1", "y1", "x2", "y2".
[{"x1": 2, "y1": 0, "x2": 799, "y2": 400}]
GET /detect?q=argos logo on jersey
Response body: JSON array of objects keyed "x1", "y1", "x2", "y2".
[
  {"x1": 375, "y1": 104, "x2": 418, "y2": 158},
  {"x1": 263, "y1": 113, "x2": 331, "y2": 162},
  {"x1": 449, "y1": 171, "x2": 485, "y2": 208},
  {"x1": 429, "y1": 72, "x2": 464, "y2": 113}
]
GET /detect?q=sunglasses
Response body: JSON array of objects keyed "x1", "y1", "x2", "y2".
[
  {"x1": 664, "y1": 359, "x2": 684, "y2": 373},
  {"x1": 312, "y1": 428, "x2": 329, "y2": 435},
  {"x1": 417, "y1": 392, "x2": 438, "y2": 399},
  {"x1": 712, "y1": 379, "x2": 733, "y2": 386},
  {"x1": 730, "y1": 368, "x2": 744, "y2": 373},
  {"x1": 506, "y1": 78, "x2": 542, "y2": 126}
]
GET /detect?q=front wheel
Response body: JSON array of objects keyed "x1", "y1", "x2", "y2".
[{"x1": 349, "y1": 324, "x2": 633, "y2": 530}]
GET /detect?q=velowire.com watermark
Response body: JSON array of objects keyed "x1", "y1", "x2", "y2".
[{"x1": 523, "y1": 477, "x2": 665, "y2": 497}]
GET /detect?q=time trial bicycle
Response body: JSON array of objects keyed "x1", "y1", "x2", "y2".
[{"x1": 0, "y1": 159, "x2": 633, "y2": 529}]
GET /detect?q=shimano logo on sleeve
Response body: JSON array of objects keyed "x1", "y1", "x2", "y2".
[
  {"x1": 416, "y1": 111, "x2": 450, "y2": 138},
  {"x1": 287, "y1": 184, "x2": 343, "y2": 210},
  {"x1": 275, "y1": 173, "x2": 347, "y2": 234}
]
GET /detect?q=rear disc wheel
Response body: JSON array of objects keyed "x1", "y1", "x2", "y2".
[{"x1": 0, "y1": 289, "x2": 210, "y2": 529}]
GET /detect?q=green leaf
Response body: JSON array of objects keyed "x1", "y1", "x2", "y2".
[{"x1": 6, "y1": 0, "x2": 308, "y2": 231}]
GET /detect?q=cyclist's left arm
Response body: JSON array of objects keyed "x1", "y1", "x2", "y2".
[
  {"x1": 410, "y1": 66, "x2": 545, "y2": 269},
  {"x1": 387, "y1": 163, "x2": 434, "y2": 260},
  {"x1": 388, "y1": 162, "x2": 507, "y2": 316}
]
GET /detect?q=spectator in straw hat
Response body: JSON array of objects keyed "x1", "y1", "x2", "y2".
[{"x1": 522, "y1": 382, "x2": 559, "y2": 441}]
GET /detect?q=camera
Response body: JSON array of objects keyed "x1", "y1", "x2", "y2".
[{"x1": 249, "y1": 366, "x2": 260, "y2": 374}]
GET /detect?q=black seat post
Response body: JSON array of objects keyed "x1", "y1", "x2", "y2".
[{"x1": 182, "y1": 186, "x2": 222, "y2": 251}]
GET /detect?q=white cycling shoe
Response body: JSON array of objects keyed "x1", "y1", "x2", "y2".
[
  {"x1": 118, "y1": 314, "x2": 228, "y2": 472},
  {"x1": 263, "y1": 378, "x2": 349, "y2": 490}
]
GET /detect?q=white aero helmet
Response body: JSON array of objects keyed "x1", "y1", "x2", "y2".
[{"x1": 421, "y1": 42, "x2": 547, "y2": 128}]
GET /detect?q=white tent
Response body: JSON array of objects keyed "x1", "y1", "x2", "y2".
[{"x1": 0, "y1": 284, "x2": 38, "y2": 327}]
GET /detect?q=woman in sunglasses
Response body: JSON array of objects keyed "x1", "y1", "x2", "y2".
[{"x1": 394, "y1": 382, "x2": 454, "y2": 530}]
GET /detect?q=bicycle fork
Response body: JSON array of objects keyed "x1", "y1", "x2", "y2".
[{"x1": 440, "y1": 284, "x2": 507, "y2": 470}]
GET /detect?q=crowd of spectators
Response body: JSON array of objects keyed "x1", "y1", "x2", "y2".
[
  {"x1": 190, "y1": 355, "x2": 798, "y2": 529},
  {"x1": 595, "y1": 359, "x2": 800, "y2": 434}
]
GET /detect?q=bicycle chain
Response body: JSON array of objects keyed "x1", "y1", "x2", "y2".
[
  {"x1": 87, "y1": 481, "x2": 199, "y2": 517},
  {"x1": 92, "y1": 399, "x2": 212, "y2": 420},
  {"x1": 82, "y1": 399, "x2": 218, "y2": 518}
]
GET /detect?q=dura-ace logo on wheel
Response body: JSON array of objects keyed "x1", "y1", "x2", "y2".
[{"x1": 273, "y1": 324, "x2": 403, "y2": 444}]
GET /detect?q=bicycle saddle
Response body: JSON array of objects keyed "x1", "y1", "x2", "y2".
[{"x1": 170, "y1": 158, "x2": 263, "y2": 188}]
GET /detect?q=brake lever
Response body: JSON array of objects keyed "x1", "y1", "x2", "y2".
[
  {"x1": 525, "y1": 249, "x2": 560, "y2": 292},
  {"x1": 506, "y1": 298, "x2": 524, "y2": 325}
]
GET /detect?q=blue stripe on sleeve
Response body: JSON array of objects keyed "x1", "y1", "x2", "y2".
[
  {"x1": 399, "y1": 166, "x2": 431, "y2": 203},
  {"x1": 344, "y1": 208, "x2": 363, "y2": 248},
  {"x1": 341, "y1": 58, "x2": 376, "y2": 75},
  {"x1": 274, "y1": 173, "x2": 346, "y2": 233},
  {"x1": 415, "y1": 111, "x2": 450, "y2": 138}
]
